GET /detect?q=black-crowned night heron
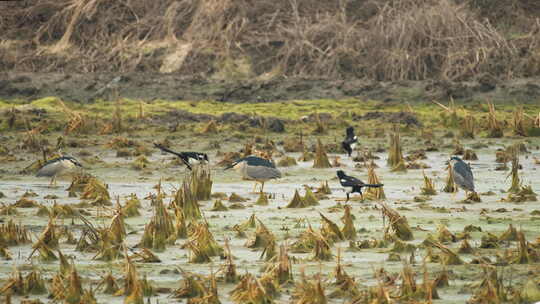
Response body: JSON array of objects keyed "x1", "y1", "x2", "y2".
[
  {"x1": 342, "y1": 126, "x2": 357, "y2": 157},
  {"x1": 224, "y1": 156, "x2": 281, "y2": 192},
  {"x1": 154, "y1": 143, "x2": 209, "y2": 171},
  {"x1": 36, "y1": 156, "x2": 83, "y2": 186},
  {"x1": 337, "y1": 170, "x2": 383, "y2": 201},
  {"x1": 449, "y1": 156, "x2": 475, "y2": 194}
]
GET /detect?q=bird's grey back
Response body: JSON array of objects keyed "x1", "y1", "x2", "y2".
[
  {"x1": 244, "y1": 156, "x2": 276, "y2": 168},
  {"x1": 245, "y1": 164, "x2": 281, "y2": 181},
  {"x1": 453, "y1": 161, "x2": 474, "y2": 191},
  {"x1": 36, "y1": 160, "x2": 65, "y2": 177}
]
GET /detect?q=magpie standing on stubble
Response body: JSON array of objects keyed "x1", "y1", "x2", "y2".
[
  {"x1": 224, "y1": 156, "x2": 281, "y2": 193},
  {"x1": 337, "y1": 170, "x2": 383, "y2": 201},
  {"x1": 342, "y1": 126, "x2": 358, "y2": 157},
  {"x1": 36, "y1": 156, "x2": 83, "y2": 186},
  {"x1": 154, "y1": 143, "x2": 209, "y2": 171}
]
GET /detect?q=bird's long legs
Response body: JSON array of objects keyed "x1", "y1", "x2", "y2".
[
  {"x1": 252, "y1": 181, "x2": 266, "y2": 193},
  {"x1": 49, "y1": 175, "x2": 57, "y2": 187}
]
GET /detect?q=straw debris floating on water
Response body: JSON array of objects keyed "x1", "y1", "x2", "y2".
[
  {"x1": 139, "y1": 194, "x2": 176, "y2": 251},
  {"x1": 292, "y1": 271, "x2": 327, "y2": 304},
  {"x1": 278, "y1": 155, "x2": 297, "y2": 167},
  {"x1": 230, "y1": 273, "x2": 276, "y2": 304},
  {"x1": 171, "y1": 181, "x2": 202, "y2": 221},
  {"x1": 189, "y1": 166, "x2": 213, "y2": 201},
  {"x1": 246, "y1": 219, "x2": 275, "y2": 251},
  {"x1": 381, "y1": 203, "x2": 414, "y2": 241},
  {"x1": 313, "y1": 139, "x2": 332, "y2": 168},
  {"x1": 487, "y1": 100, "x2": 503, "y2": 138},
  {"x1": 420, "y1": 171, "x2": 437, "y2": 195},
  {"x1": 341, "y1": 205, "x2": 357, "y2": 240},
  {"x1": 81, "y1": 177, "x2": 112, "y2": 206},
  {"x1": 387, "y1": 128, "x2": 406, "y2": 172},
  {"x1": 0, "y1": 220, "x2": 31, "y2": 246},
  {"x1": 185, "y1": 222, "x2": 223, "y2": 263}
]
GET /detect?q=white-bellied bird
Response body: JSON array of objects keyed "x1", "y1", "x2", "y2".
[
  {"x1": 337, "y1": 170, "x2": 383, "y2": 201},
  {"x1": 154, "y1": 143, "x2": 208, "y2": 171},
  {"x1": 36, "y1": 156, "x2": 83, "y2": 186},
  {"x1": 225, "y1": 156, "x2": 281, "y2": 192},
  {"x1": 342, "y1": 126, "x2": 357, "y2": 157}
]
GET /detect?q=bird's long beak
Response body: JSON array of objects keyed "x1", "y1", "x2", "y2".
[{"x1": 224, "y1": 163, "x2": 235, "y2": 170}]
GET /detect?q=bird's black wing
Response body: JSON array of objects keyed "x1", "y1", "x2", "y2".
[
  {"x1": 339, "y1": 174, "x2": 365, "y2": 187},
  {"x1": 244, "y1": 156, "x2": 276, "y2": 168},
  {"x1": 343, "y1": 127, "x2": 358, "y2": 146},
  {"x1": 182, "y1": 152, "x2": 208, "y2": 161},
  {"x1": 154, "y1": 143, "x2": 192, "y2": 170},
  {"x1": 346, "y1": 126, "x2": 355, "y2": 139},
  {"x1": 40, "y1": 156, "x2": 64, "y2": 168}
]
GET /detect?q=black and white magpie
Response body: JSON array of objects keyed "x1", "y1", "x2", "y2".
[
  {"x1": 336, "y1": 170, "x2": 383, "y2": 201},
  {"x1": 341, "y1": 126, "x2": 358, "y2": 157},
  {"x1": 154, "y1": 143, "x2": 209, "y2": 171},
  {"x1": 36, "y1": 156, "x2": 83, "y2": 186}
]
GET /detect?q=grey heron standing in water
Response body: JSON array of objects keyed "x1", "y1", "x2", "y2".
[
  {"x1": 224, "y1": 156, "x2": 281, "y2": 192},
  {"x1": 36, "y1": 156, "x2": 83, "y2": 186},
  {"x1": 448, "y1": 156, "x2": 475, "y2": 197}
]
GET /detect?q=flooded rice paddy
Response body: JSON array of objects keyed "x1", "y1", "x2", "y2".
[{"x1": 1, "y1": 102, "x2": 540, "y2": 303}]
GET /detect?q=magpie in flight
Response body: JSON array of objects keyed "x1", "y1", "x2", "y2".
[
  {"x1": 154, "y1": 143, "x2": 208, "y2": 171},
  {"x1": 341, "y1": 126, "x2": 358, "y2": 157},
  {"x1": 337, "y1": 170, "x2": 383, "y2": 201}
]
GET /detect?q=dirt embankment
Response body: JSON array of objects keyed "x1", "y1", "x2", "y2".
[
  {"x1": 1, "y1": 72, "x2": 540, "y2": 104},
  {"x1": 1, "y1": 1, "x2": 540, "y2": 86},
  {"x1": 2, "y1": 1, "x2": 540, "y2": 103}
]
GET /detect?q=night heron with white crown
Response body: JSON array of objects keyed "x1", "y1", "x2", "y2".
[
  {"x1": 36, "y1": 156, "x2": 83, "y2": 186},
  {"x1": 224, "y1": 156, "x2": 281, "y2": 192}
]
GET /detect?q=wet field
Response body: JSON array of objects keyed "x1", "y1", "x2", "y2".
[{"x1": 1, "y1": 98, "x2": 540, "y2": 303}]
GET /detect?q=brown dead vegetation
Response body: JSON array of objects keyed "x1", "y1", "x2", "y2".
[{"x1": 1, "y1": 0, "x2": 540, "y2": 81}]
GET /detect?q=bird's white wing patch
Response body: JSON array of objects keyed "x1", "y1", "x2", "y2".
[{"x1": 188, "y1": 158, "x2": 201, "y2": 165}]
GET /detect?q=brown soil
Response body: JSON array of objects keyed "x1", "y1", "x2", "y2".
[{"x1": 1, "y1": 72, "x2": 540, "y2": 104}]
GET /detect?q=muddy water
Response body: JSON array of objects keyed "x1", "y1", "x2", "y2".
[{"x1": 1, "y1": 135, "x2": 540, "y2": 303}]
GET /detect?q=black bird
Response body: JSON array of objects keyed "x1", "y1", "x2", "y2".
[
  {"x1": 224, "y1": 156, "x2": 281, "y2": 192},
  {"x1": 337, "y1": 170, "x2": 383, "y2": 201},
  {"x1": 36, "y1": 156, "x2": 83, "y2": 186},
  {"x1": 341, "y1": 126, "x2": 358, "y2": 157},
  {"x1": 154, "y1": 143, "x2": 208, "y2": 171}
]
